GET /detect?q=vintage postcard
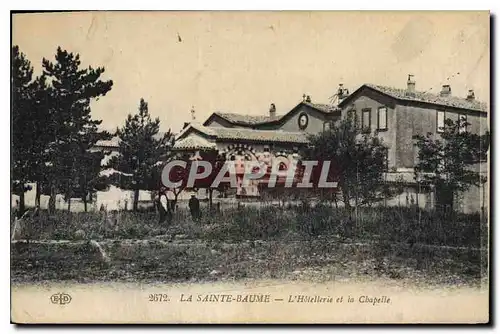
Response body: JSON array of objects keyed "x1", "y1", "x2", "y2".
[{"x1": 11, "y1": 10, "x2": 490, "y2": 324}]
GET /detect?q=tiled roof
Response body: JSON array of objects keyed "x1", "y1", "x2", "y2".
[
  {"x1": 211, "y1": 127, "x2": 309, "y2": 144},
  {"x1": 94, "y1": 133, "x2": 170, "y2": 149},
  {"x1": 173, "y1": 135, "x2": 217, "y2": 150},
  {"x1": 302, "y1": 102, "x2": 335, "y2": 113},
  {"x1": 95, "y1": 137, "x2": 121, "y2": 148},
  {"x1": 177, "y1": 123, "x2": 309, "y2": 145},
  {"x1": 176, "y1": 122, "x2": 214, "y2": 139},
  {"x1": 214, "y1": 112, "x2": 282, "y2": 125},
  {"x1": 212, "y1": 102, "x2": 336, "y2": 126},
  {"x1": 365, "y1": 84, "x2": 488, "y2": 112}
]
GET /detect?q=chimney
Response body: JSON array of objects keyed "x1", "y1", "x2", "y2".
[
  {"x1": 466, "y1": 89, "x2": 475, "y2": 101},
  {"x1": 269, "y1": 103, "x2": 276, "y2": 119},
  {"x1": 440, "y1": 85, "x2": 451, "y2": 97},
  {"x1": 406, "y1": 74, "x2": 416, "y2": 96},
  {"x1": 305, "y1": 95, "x2": 312, "y2": 103},
  {"x1": 338, "y1": 83, "x2": 349, "y2": 101}
]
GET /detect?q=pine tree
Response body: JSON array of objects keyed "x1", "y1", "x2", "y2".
[
  {"x1": 30, "y1": 74, "x2": 53, "y2": 208},
  {"x1": 75, "y1": 151, "x2": 105, "y2": 212},
  {"x1": 108, "y1": 98, "x2": 173, "y2": 211},
  {"x1": 12, "y1": 46, "x2": 36, "y2": 215},
  {"x1": 42, "y1": 47, "x2": 113, "y2": 212}
]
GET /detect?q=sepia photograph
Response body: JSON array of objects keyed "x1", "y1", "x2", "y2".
[{"x1": 10, "y1": 10, "x2": 490, "y2": 324}]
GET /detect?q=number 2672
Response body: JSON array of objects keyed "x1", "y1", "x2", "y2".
[{"x1": 149, "y1": 294, "x2": 169, "y2": 302}]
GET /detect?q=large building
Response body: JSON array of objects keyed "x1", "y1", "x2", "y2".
[
  {"x1": 173, "y1": 76, "x2": 489, "y2": 213},
  {"x1": 336, "y1": 76, "x2": 488, "y2": 213},
  {"x1": 173, "y1": 96, "x2": 341, "y2": 197},
  {"x1": 25, "y1": 76, "x2": 484, "y2": 212}
]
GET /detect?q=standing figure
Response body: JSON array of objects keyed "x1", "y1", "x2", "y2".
[
  {"x1": 188, "y1": 194, "x2": 201, "y2": 221},
  {"x1": 157, "y1": 188, "x2": 172, "y2": 225}
]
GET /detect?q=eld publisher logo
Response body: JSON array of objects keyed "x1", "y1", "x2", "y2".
[{"x1": 50, "y1": 293, "x2": 72, "y2": 305}]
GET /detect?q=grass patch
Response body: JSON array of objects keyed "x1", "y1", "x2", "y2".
[
  {"x1": 11, "y1": 238, "x2": 486, "y2": 285},
  {"x1": 13, "y1": 205, "x2": 487, "y2": 249}
]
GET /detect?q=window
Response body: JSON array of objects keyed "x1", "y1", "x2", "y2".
[
  {"x1": 377, "y1": 107, "x2": 388, "y2": 131},
  {"x1": 298, "y1": 113, "x2": 309, "y2": 130},
  {"x1": 362, "y1": 108, "x2": 371, "y2": 132},
  {"x1": 437, "y1": 110, "x2": 445, "y2": 133},
  {"x1": 459, "y1": 115, "x2": 468, "y2": 133}
]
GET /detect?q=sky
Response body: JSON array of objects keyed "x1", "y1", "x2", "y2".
[{"x1": 12, "y1": 11, "x2": 489, "y2": 134}]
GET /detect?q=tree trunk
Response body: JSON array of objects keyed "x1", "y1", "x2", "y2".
[
  {"x1": 133, "y1": 188, "x2": 139, "y2": 212},
  {"x1": 208, "y1": 188, "x2": 213, "y2": 210},
  {"x1": 354, "y1": 190, "x2": 358, "y2": 218},
  {"x1": 83, "y1": 193, "x2": 88, "y2": 212},
  {"x1": 342, "y1": 189, "x2": 352, "y2": 211},
  {"x1": 18, "y1": 186, "x2": 25, "y2": 219},
  {"x1": 67, "y1": 197, "x2": 71, "y2": 211},
  {"x1": 35, "y1": 182, "x2": 41, "y2": 208},
  {"x1": 171, "y1": 192, "x2": 179, "y2": 212},
  {"x1": 449, "y1": 193, "x2": 454, "y2": 214},
  {"x1": 481, "y1": 182, "x2": 486, "y2": 219},
  {"x1": 415, "y1": 183, "x2": 420, "y2": 209},
  {"x1": 48, "y1": 182, "x2": 56, "y2": 214}
]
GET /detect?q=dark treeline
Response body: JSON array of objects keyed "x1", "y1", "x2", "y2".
[{"x1": 12, "y1": 45, "x2": 175, "y2": 214}]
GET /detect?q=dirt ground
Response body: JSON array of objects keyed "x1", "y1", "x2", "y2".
[{"x1": 10, "y1": 237, "x2": 487, "y2": 288}]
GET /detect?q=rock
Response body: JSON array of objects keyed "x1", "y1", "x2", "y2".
[
  {"x1": 11, "y1": 211, "x2": 31, "y2": 241},
  {"x1": 153, "y1": 233, "x2": 171, "y2": 240},
  {"x1": 89, "y1": 240, "x2": 111, "y2": 263},
  {"x1": 209, "y1": 270, "x2": 220, "y2": 276},
  {"x1": 210, "y1": 249, "x2": 220, "y2": 256},
  {"x1": 11, "y1": 218, "x2": 24, "y2": 241},
  {"x1": 176, "y1": 234, "x2": 188, "y2": 240},
  {"x1": 74, "y1": 229, "x2": 86, "y2": 240}
]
